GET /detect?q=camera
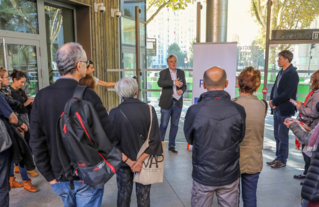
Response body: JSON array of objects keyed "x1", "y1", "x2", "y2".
[
  {"x1": 115, "y1": 11, "x2": 121, "y2": 17},
  {"x1": 111, "y1": 9, "x2": 121, "y2": 18},
  {"x1": 94, "y1": 3, "x2": 106, "y2": 13},
  {"x1": 99, "y1": 6, "x2": 106, "y2": 13}
]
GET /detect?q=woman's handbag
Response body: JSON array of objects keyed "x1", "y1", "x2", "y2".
[
  {"x1": 133, "y1": 105, "x2": 166, "y2": 185},
  {"x1": 0, "y1": 119, "x2": 12, "y2": 153}
]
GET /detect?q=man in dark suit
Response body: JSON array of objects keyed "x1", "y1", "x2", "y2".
[
  {"x1": 268, "y1": 50, "x2": 299, "y2": 168},
  {"x1": 157, "y1": 55, "x2": 187, "y2": 153}
]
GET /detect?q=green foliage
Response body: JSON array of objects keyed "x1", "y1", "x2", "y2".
[
  {"x1": 167, "y1": 43, "x2": 187, "y2": 68},
  {"x1": 147, "y1": 0, "x2": 195, "y2": 24},
  {"x1": 250, "y1": 0, "x2": 319, "y2": 62}
]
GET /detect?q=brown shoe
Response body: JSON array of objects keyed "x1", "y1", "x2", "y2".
[
  {"x1": 23, "y1": 180, "x2": 39, "y2": 192},
  {"x1": 271, "y1": 161, "x2": 286, "y2": 168},
  {"x1": 27, "y1": 170, "x2": 38, "y2": 177},
  {"x1": 266, "y1": 159, "x2": 277, "y2": 165},
  {"x1": 10, "y1": 177, "x2": 23, "y2": 188},
  {"x1": 14, "y1": 166, "x2": 20, "y2": 173}
]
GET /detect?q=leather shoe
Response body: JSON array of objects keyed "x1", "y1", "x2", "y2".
[
  {"x1": 271, "y1": 161, "x2": 286, "y2": 168},
  {"x1": 266, "y1": 159, "x2": 277, "y2": 165},
  {"x1": 168, "y1": 147, "x2": 178, "y2": 153},
  {"x1": 23, "y1": 180, "x2": 39, "y2": 192},
  {"x1": 294, "y1": 174, "x2": 306, "y2": 179},
  {"x1": 14, "y1": 166, "x2": 19, "y2": 173},
  {"x1": 10, "y1": 177, "x2": 23, "y2": 188},
  {"x1": 27, "y1": 170, "x2": 38, "y2": 177}
]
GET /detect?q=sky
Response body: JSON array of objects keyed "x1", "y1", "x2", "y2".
[{"x1": 227, "y1": 0, "x2": 261, "y2": 45}]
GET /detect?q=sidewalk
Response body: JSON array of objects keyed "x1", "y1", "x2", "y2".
[{"x1": 10, "y1": 112, "x2": 305, "y2": 207}]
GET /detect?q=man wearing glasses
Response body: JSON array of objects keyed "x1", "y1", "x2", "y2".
[
  {"x1": 85, "y1": 60, "x2": 116, "y2": 87},
  {"x1": 30, "y1": 43, "x2": 117, "y2": 206},
  {"x1": 157, "y1": 55, "x2": 187, "y2": 153}
]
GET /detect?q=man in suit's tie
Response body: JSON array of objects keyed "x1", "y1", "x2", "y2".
[{"x1": 157, "y1": 55, "x2": 187, "y2": 153}]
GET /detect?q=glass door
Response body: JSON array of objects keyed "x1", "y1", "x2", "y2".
[{"x1": 0, "y1": 37, "x2": 42, "y2": 96}]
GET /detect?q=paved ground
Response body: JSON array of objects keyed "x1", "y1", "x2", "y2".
[{"x1": 10, "y1": 107, "x2": 306, "y2": 207}]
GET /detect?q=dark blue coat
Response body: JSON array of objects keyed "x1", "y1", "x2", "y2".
[
  {"x1": 184, "y1": 90, "x2": 246, "y2": 186},
  {"x1": 270, "y1": 64, "x2": 299, "y2": 116}
]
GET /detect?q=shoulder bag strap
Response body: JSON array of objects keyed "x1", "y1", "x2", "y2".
[
  {"x1": 147, "y1": 105, "x2": 153, "y2": 142},
  {"x1": 55, "y1": 118, "x2": 75, "y2": 189},
  {"x1": 118, "y1": 107, "x2": 141, "y2": 139},
  {"x1": 73, "y1": 85, "x2": 87, "y2": 100},
  {"x1": 262, "y1": 99, "x2": 268, "y2": 117}
]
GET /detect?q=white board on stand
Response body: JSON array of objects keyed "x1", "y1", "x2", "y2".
[{"x1": 192, "y1": 42, "x2": 238, "y2": 104}]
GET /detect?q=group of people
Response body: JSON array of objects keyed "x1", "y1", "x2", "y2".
[
  {"x1": 0, "y1": 67, "x2": 41, "y2": 199},
  {"x1": 0, "y1": 42, "x2": 318, "y2": 207}
]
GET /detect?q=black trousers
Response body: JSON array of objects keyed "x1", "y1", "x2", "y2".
[
  {"x1": 116, "y1": 166, "x2": 151, "y2": 207},
  {"x1": 0, "y1": 148, "x2": 12, "y2": 207},
  {"x1": 302, "y1": 144, "x2": 311, "y2": 175}
]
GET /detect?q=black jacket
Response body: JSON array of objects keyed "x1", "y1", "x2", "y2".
[
  {"x1": 0, "y1": 88, "x2": 24, "y2": 113},
  {"x1": 1, "y1": 117, "x2": 35, "y2": 171},
  {"x1": 302, "y1": 147, "x2": 319, "y2": 201},
  {"x1": 9, "y1": 86, "x2": 31, "y2": 115},
  {"x1": 157, "y1": 68, "x2": 187, "y2": 109},
  {"x1": 30, "y1": 78, "x2": 117, "y2": 182},
  {"x1": 184, "y1": 90, "x2": 246, "y2": 186},
  {"x1": 109, "y1": 98, "x2": 163, "y2": 167},
  {"x1": 270, "y1": 64, "x2": 299, "y2": 116}
]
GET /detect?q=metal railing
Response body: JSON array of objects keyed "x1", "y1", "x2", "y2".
[{"x1": 106, "y1": 68, "x2": 313, "y2": 99}]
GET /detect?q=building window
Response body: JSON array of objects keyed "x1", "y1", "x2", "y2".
[{"x1": 0, "y1": 0, "x2": 39, "y2": 34}]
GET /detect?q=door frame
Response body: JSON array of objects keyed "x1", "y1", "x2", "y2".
[
  {"x1": 1, "y1": 37, "x2": 43, "y2": 91},
  {"x1": 0, "y1": 0, "x2": 77, "y2": 90}
]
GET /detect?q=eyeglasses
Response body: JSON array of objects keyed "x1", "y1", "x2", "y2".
[{"x1": 79, "y1": 60, "x2": 90, "y2": 67}]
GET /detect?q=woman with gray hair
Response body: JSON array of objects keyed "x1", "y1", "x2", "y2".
[{"x1": 109, "y1": 77, "x2": 163, "y2": 207}]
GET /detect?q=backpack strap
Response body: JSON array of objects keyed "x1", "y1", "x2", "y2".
[
  {"x1": 56, "y1": 119, "x2": 75, "y2": 189},
  {"x1": 262, "y1": 99, "x2": 268, "y2": 117},
  {"x1": 73, "y1": 85, "x2": 87, "y2": 100}
]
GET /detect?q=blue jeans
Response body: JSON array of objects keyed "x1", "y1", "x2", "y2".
[
  {"x1": 160, "y1": 100, "x2": 182, "y2": 147},
  {"x1": 0, "y1": 148, "x2": 12, "y2": 207},
  {"x1": 240, "y1": 173, "x2": 260, "y2": 207},
  {"x1": 273, "y1": 109, "x2": 290, "y2": 164},
  {"x1": 10, "y1": 162, "x2": 29, "y2": 181},
  {"x1": 51, "y1": 181, "x2": 104, "y2": 207},
  {"x1": 302, "y1": 199, "x2": 309, "y2": 207}
]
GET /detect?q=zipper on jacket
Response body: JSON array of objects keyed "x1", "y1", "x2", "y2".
[{"x1": 75, "y1": 112, "x2": 115, "y2": 174}]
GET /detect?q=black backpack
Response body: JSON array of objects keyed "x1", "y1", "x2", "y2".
[{"x1": 56, "y1": 85, "x2": 121, "y2": 189}]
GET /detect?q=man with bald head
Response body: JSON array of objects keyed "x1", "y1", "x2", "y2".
[
  {"x1": 184, "y1": 67, "x2": 246, "y2": 207},
  {"x1": 30, "y1": 43, "x2": 117, "y2": 206}
]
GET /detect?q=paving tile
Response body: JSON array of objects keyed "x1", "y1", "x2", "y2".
[{"x1": 9, "y1": 112, "x2": 307, "y2": 207}]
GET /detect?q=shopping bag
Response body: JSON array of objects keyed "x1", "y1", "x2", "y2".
[{"x1": 134, "y1": 106, "x2": 166, "y2": 185}]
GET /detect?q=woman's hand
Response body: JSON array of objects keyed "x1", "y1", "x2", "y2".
[
  {"x1": 290, "y1": 98, "x2": 302, "y2": 110},
  {"x1": 24, "y1": 98, "x2": 34, "y2": 106},
  {"x1": 132, "y1": 162, "x2": 143, "y2": 173},
  {"x1": 283, "y1": 120, "x2": 294, "y2": 128}
]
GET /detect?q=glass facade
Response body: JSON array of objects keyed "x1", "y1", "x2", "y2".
[
  {"x1": 45, "y1": 4, "x2": 75, "y2": 84},
  {"x1": 5, "y1": 43, "x2": 38, "y2": 95},
  {"x1": 0, "y1": 0, "x2": 76, "y2": 94},
  {"x1": 0, "y1": 0, "x2": 38, "y2": 34}
]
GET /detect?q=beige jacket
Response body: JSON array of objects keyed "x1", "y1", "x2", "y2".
[{"x1": 233, "y1": 95, "x2": 267, "y2": 174}]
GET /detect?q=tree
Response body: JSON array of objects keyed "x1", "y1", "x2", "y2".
[
  {"x1": 251, "y1": 41, "x2": 265, "y2": 68},
  {"x1": 167, "y1": 43, "x2": 187, "y2": 68},
  {"x1": 188, "y1": 38, "x2": 196, "y2": 68},
  {"x1": 250, "y1": 0, "x2": 319, "y2": 63},
  {"x1": 147, "y1": 0, "x2": 195, "y2": 25}
]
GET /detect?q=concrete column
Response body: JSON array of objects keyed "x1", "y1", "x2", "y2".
[{"x1": 206, "y1": 0, "x2": 228, "y2": 42}]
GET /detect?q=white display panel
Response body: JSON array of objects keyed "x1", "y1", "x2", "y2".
[{"x1": 192, "y1": 42, "x2": 238, "y2": 103}]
